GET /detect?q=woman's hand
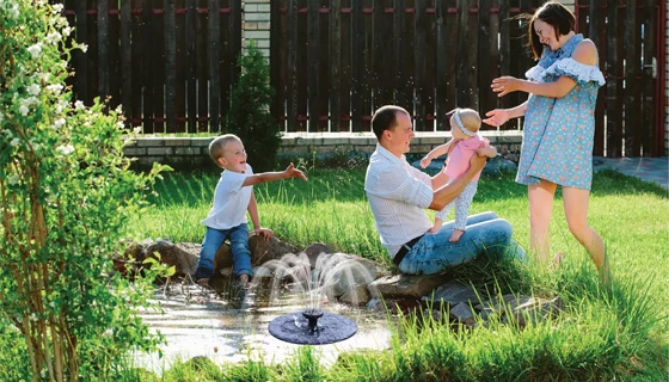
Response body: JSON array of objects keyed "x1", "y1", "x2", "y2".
[
  {"x1": 491, "y1": 76, "x2": 523, "y2": 97},
  {"x1": 482, "y1": 109, "x2": 511, "y2": 127}
]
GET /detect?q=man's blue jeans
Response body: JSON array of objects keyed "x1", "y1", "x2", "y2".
[
  {"x1": 194, "y1": 224, "x2": 252, "y2": 280},
  {"x1": 398, "y1": 211, "x2": 526, "y2": 275}
]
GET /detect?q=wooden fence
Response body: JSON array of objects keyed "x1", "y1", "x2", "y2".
[
  {"x1": 52, "y1": 0, "x2": 665, "y2": 157},
  {"x1": 55, "y1": 0, "x2": 242, "y2": 134},
  {"x1": 575, "y1": 0, "x2": 665, "y2": 157},
  {"x1": 270, "y1": 0, "x2": 548, "y2": 132}
]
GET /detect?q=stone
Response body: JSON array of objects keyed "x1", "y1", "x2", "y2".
[
  {"x1": 338, "y1": 284, "x2": 371, "y2": 306},
  {"x1": 450, "y1": 302, "x2": 476, "y2": 326},
  {"x1": 369, "y1": 273, "x2": 447, "y2": 299},
  {"x1": 424, "y1": 282, "x2": 485, "y2": 308}
]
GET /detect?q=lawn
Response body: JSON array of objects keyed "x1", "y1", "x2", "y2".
[{"x1": 124, "y1": 166, "x2": 668, "y2": 381}]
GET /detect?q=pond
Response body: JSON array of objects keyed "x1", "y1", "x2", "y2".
[{"x1": 134, "y1": 282, "x2": 394, "y2": 373}]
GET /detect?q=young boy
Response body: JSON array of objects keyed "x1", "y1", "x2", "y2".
[
  {"x1": 420, "y1": 108, "x2": 497, "y2": 242},
  {"x1": 194, "y1": 134, "x2": 308, "y2": 288}
]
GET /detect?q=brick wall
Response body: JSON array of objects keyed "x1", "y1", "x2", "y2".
[
  {"x1": 123, "y1": 132, "x2": 523, "y2": 169},
  {"x1": 243, "y1": 0, "x2": 271, "y2": 58}
]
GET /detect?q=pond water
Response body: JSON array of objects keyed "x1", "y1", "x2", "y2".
[{"x1": 135, "y1": 282, "x2": 394, "y2": 373}]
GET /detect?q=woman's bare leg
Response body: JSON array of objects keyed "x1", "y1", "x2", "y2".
[
  {"x1": 528, "y1": 180, "x2": 558, "y2": 263},
  {"x1": 562, "y1": 186, "x2": 609, "y2": 282}
]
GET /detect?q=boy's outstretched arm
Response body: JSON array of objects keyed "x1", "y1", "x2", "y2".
[
  {"x1": 242, "y1": 162, "x2": 308, "y2": 187},
  {"x1": 248, "y1": 192, "x2": 273, "y2": 240}
]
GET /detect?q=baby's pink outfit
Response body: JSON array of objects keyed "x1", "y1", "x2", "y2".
[{"x1": 443, "y1": 136, "x2": 489, "y2": 181}]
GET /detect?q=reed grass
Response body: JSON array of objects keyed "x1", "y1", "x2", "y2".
[{"x1": 120, "y1": 167, "x2": 668, "y2": 381}]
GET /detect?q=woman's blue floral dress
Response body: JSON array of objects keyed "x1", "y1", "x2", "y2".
[{"x1": 517, "y1": 34, "x2": 605, "y2": 190}]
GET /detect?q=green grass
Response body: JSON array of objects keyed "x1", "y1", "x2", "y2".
[{"x1": 122, "y1": 167, "x2": 668, "y2": 381}]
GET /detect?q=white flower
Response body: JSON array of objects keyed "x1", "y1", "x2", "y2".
[
  {"x1": 46, "y1": 84, "x2": 63, "y2": 93},
  {"x1": 55, "y1": 100, "x2": 67, "y2": 114},
  {"x1": 56, "y1": 144, "x2": 74, "y2": 155},
  {"x1": 9, "y1": 5, "x2": 19, "y2": 20},
  {"x1": 53, "y1": 118, "x2": 66, "y2": 129},
  {"x1": 27, "y1": 84, "x2": 41, "y2": 96},
  {"x1": 74, "y1": 100, "x2": 84, "y2": 110},
  {"x1": 45, "y1": 32, "x2": 61, "y2": 45},
  {"x1": 27, "y1": 43, "x2": 43, "y2": 59},
  {"x1": 19, "y1": 105, "x2": 29, "y2": 116},
  {"x1": 133, "y1": 126, "x2": 142, "y2": 134},
  {"x1": 62, "y1": 26, "x2": 72, "y2": 37},
  {"x1": 7, "y1": 174, "x2": 19, "y2": 185},
  {"x1": 80, "y1": 44, "x2": 88, "y2": 53},
  {"x1": 52, "y1": 3, "x2": 63, "y2": 12},
  {"x1": 116, "y1": 121, "x2": 125, "y2": 129},
  {"x1": 10, "y1": 138, "x2": 20, "y2": 147}
]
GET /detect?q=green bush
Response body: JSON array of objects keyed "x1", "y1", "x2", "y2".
[
  {"x1": 223, "y1": 41, "x2": 281, "y2": 172},
  {"x1": 0, "y1": 1, "x2": 168, "y2": 380}
]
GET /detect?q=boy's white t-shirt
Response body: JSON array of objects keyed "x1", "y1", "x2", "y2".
[{"x1": 201, "y1": 164, "x2": 253, "y2": 230}]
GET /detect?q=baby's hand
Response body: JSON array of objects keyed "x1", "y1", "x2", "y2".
[
  {"x1": 285, "y1": 162, "x2": 308, "y2": 181},
  {"x1": 420, "y1": 156, "x2": 432, "y2": 169},
  {"x1": 429, "y1": 221, "x2": 443, "y2": 234},
  {"x1": 254, "y1": 227, "x2": 274, "y2": 240}
]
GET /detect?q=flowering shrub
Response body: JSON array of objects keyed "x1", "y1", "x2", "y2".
[{"x1": 0, "y1": 1, "x2": 168, "y2": 380}]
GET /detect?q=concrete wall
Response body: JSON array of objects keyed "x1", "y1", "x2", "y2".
[{"x1": 123, "y1": 132, "x2": 523, "y2": 169}]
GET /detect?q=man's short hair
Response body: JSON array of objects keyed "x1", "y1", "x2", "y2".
[
  {"x1": 371, "y1": 105, "x2": 410, "y2": 141},
  {"x1": 209, "y1": 134, "x2": 241, "y2": 162}
]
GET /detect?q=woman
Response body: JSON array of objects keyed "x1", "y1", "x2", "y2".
[{"x1": 483, "y1": 1, "x2": 609, "y2": 281}]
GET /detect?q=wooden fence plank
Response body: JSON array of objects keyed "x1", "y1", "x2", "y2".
[
  {"x1": 307, "y1": 0, "x2": 320, "y2": 131},
  {"x1": 624, "y1": 0, "x2": 641, "y2": 156},
  {"x1": 121, "y1": 0, "x2": 132, "y2": 127},
  {"x1": 466, "y1": 0, "x2": 479, "y2": 110},
  {"x1": 141, "y1": 0, "x2": 154, "y2": 133},
  {"x1": 230, "y1": 0, "x2": 241, "y2": 85},
  {"x1": 165, "y1": 0, "x2": 177, "y2": 133},
  {"x1": 586, "y1": 0, "x2": 606, "y2": 156},
  {"x1": 606, "y1": 0, "x2": 622, "y2": 156},
  {"x1": 175, "y1": 0, "x2": 186, "y2": 132},
  {"x1": 478, "y1": 0, "x2": 493, "y2": 118},
  {"x1": 297, "y1": 0, "x2": 309, "y2": 131},
  {"x1": 220, "y1": 0, "x2": 232, "y2": 129},
  {"x1": 131, "y1": 0, "x2": 142, "y2": 128},
  {"x1": 196, "y1": 0, "x2": 209, "y2": 132},
  {"x1": 270, "y1": 0, "x2": 285, "y2": 131},
  {"x1": 435, "y1": 0, "x2": 448, "y2": 130},
  {"x1": 317, "y1": 0, "x2": 330, "y2": 131},
  {"x1": 186, "y1": 0, "x2": 197, "y2": 132},
  {"x1": 414, "y1": 0, "x2": 428, "y2": 130},
  {"x1": 373, "y1": 0, "x2": 384, "y2": 112},
  {"x1": 339, "y1": 0, "x2": 351, "y2": 131},
  {"x1": 642, "y1": 0, "x2": 658, "y2": 155},
  {"x1": 97, "y1": 0, "x2": 109, "y2": 103},
  {"x1": 393, "y1": 0, "x2": 408, "y2": 111},
  {"x1": 498, "y1": 0, "x2": 511, "y2": 114},
  {"x1": 351, "y1": 0, "x2": 363, "y2": 131},
  {"x1": 108, "y1": 0, "x2": 121, "y2": 112},
  {"x1": 329, "y1": 0, "x2": 341, "y2": 131},
  {"x1": 207, "y1": 0, "x2": 221, "y2": 132},
  {"x1": 286, "y1": 0, "x2": 298, "y2": 131},
  {"x1": 74, "y1": 0, "x2": 88, "y2": 103},
  {"x1": 423, "y1": 0, "x2": 436, "y2": 130}
]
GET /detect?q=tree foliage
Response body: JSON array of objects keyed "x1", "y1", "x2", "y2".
[
  {"x1": 0, "y1": 1, "x2": 168, "y2": 380},
  {"x1": 223, "y1": 42, "x2": 281, "y2": 172}
]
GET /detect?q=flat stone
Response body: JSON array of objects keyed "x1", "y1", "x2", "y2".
[
  {"x1": 369, "y1": 273, "x2": 447, "y2": 299},
  {"x1": 423, "y1": 282, "x2": 485, "y2": 308}
]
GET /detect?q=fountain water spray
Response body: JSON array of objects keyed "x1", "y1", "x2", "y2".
[{"x1": 255, "y1": 252, "x2": 375, "y2": 345}]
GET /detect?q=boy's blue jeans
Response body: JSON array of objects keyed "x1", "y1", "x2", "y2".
[
  {"x1": 398, "y1": 212, "x2": 527, "y2": 275},
  {"x1": 194, "y1": 224, "x2": 252, "y2": 280}
]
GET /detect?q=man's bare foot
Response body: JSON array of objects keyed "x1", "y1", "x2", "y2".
[
  {"x1": 449, "y1": 229, "x2": 464, "y2": 242},
  {"x1": 549, "y1": 252, "x2": 564, "y2": 270}
]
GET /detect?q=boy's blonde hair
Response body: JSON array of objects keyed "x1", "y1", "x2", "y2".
[
  {"x1": 209, "y1": 134, "x2": 241, "y2": 162},
  {"x1": 448, "y1": 108, "x2": 481, "y2": 133}
]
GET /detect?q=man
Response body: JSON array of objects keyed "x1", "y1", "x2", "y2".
[{"x1": 364, "y1": 105, "x2": 525, "y2": 275}]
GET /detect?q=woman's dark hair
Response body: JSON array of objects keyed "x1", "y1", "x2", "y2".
[
  {"x1": 371, "y1": 105, "x2": 409, "y2": 141},
  {"x1": 527, "y1": 1, "x2": 576, "y2": 60}
]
